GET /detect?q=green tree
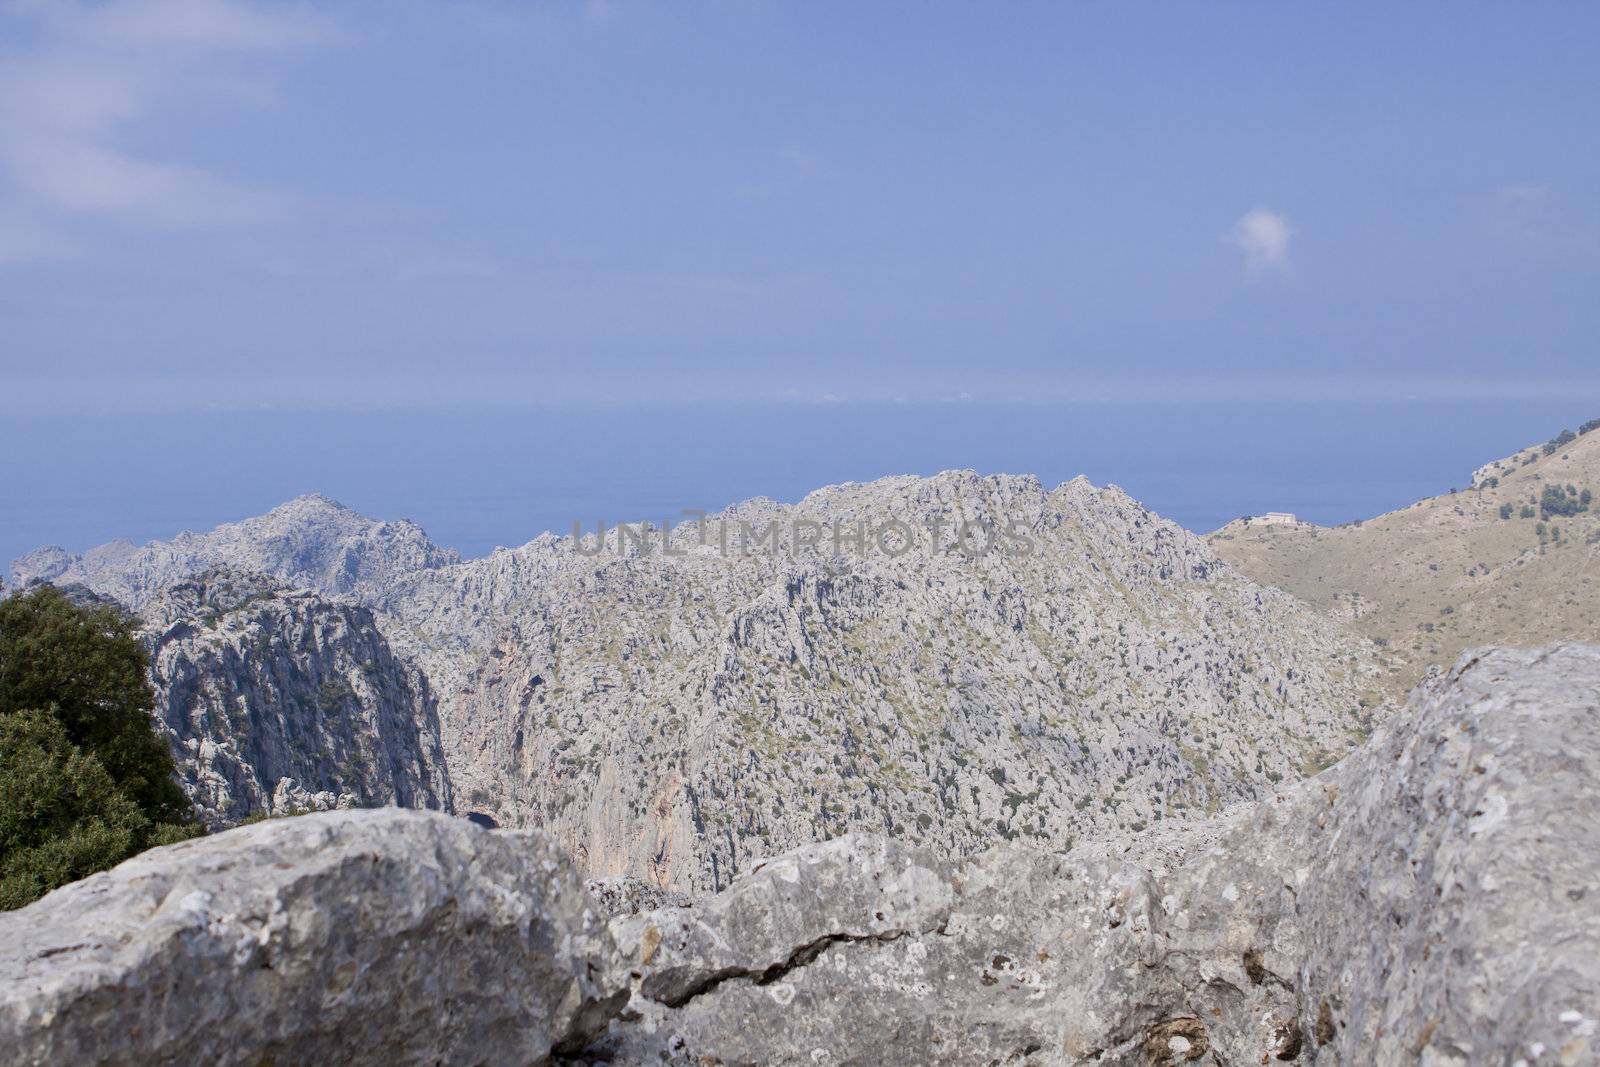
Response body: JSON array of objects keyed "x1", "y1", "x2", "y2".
[
  {"x1": 0, "y1": 587, "x2": 190, "y2": 824},
  {"x1": 1540, "y1": 484, "x2": 1587, "y2": 519},
  {"x1": 0, "y1": 709, "x2": 155, "y2": 909},
  {"x1": 0, "y1": 587, "x2": 199, "y2": 908}
]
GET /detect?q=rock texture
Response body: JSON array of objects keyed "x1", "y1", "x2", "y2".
[
  {"x1": 0, "y1": 809, "x2": 625, "y2": 1067},
  {"x1": 9, "y1": 473, "x2": 1384, "y2": 889},
  {"x1": 137, "y1": 569, "x2": 452, "y2": 827},
  {"x1": 1, "y1": 645, "x2": 1593, "y2": 1065},
  {"x1": 10, "y1": 494, "x2": 458, "y2": 612},
  {"x1": 592, "y1": 644, "x2": 1600, "y2": 1065},
  {"x1": 436, "y1": 473, "x2": 1380, "y2": 891}
]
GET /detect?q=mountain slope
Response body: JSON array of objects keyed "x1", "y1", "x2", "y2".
[
  {"x1": 9, "y1": 472, "x2": 1383, "y2": 890},
  {"x1": 435, "y1": 471, "x2": 1379, "y2": 890},
  {"x1": 138, "y1": 570, "x2": 454, "y2": 827},
  {"x1": 10, "y1": 494, "x2": 458, "y2": 610},
  {"x1": 1209, "y1": 421, "x2": 1600, "y2": 695}
]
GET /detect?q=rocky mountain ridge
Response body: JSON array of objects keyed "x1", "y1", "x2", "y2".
[
  {"x1": 11, "y1": 494, "x2": 458, "y2": 612},
  {"x1": 11, "y1": 472, "x2": 1382, "y2": 888}
]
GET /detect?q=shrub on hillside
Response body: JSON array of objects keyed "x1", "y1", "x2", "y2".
[
  {"x1": 0, "y1": 587, "x2": 199, "y2": 908},
  {"x1": 1540, "y1": 484, "x2": 1589, "y2": 519},
  {"x1": 1543, "y1": 429, "x2": 1577, "y2": 456}
]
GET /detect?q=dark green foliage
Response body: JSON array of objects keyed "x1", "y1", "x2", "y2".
[
  {"x1": 0, "y1": 587, "x2": 200, "y2": 909},
  {"x1": 0, "y1": 587, "x2": 191, "y2": 825},
  {"x1": 1499, "y1": 503, "x2": 1514, "y2": 520},
  {"x1": 1520, "y1": 505, "x2": 1536, "y2": 519},
  {"x1": 318, "y1": 676, "x2": 355, "y2": 712},
  {"x1": 1580, "y1": 418, "x2": 1600, "y2": 435},
  {"x1": 1543, "y1": 429, "x2": 1577, "y2": 456},
  {"x1": 0, "y1": 710, "x2": 151, "y2": 909},
  {"x1": 1540, "y1": 484, "x2": 1590, "y2": 519}
]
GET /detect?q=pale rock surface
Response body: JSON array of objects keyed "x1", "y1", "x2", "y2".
[
  {"x1": 10, "y1": 473, "x2": 1385, "y2": 888},
  {"x1": 138, "y1": 569, "x2": 452, "y2": 827},
  {"x1": 0, "y1": 810, "x2": 626, "y2": 1067},
  {"x1": 590, "y1": 644, "x2": 1600, "y2": 1065},
  {"x1": 9, "y1": 494, "x2": 457, "y2": 610},
  {"x1": 437, "y1": 472, "x2": 1381, "y2": 891},
  {"x1": 587, "y1": 877, "x2": 694, "y2": 918},
  {"x1": 0, "y1": 646, "x2": 1592, "y2": 1065}
]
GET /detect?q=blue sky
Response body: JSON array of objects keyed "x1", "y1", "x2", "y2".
[{"x1": 3, "y1": 1, "x2": 1598, "y2": 412}]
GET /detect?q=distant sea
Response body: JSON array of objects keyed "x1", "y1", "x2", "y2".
[{"x1": 3, "y1": 400, "x2": 1592, "y2": 577}]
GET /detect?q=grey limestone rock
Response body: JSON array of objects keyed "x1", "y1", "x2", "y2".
[
  {"x1": 0, "y1": 809, "x2": 625, "y2": 1067},
  {"x1": 592, "y1": 644, "x2": 1600, "y2": 1065},
  {"x1": 139, "y1": 569, "x2": 453, "y2": 827}
]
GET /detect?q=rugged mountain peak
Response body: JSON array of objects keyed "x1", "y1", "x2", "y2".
[
  {"x1": 432, "y1": 471, "x2": 1377, "y2": 891},
  {"x1": 10, "y1": 473, "x2": 1382, "y2": 886},
  {"x1": 9, "y1": 496, "x2": 459, "y2": 611}
]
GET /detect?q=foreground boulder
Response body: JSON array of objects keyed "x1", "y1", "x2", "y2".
[
  {"x1": 0, "y1": 810, "x2": 624, "y2": 1066},
  {"x1": 592, "y1": 644, "x2": 1600, "y2": 1064},
  {"x1": 1, "y1": 645, "x2": 1595, "y2": 1065}
]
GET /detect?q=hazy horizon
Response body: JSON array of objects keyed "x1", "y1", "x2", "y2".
[
  {"x1": 6, "y1": 396, "x2": 1592, "y2": 578},
  {"x1": 5, "y1": 3, "x2": 1598, "y2": 581}
]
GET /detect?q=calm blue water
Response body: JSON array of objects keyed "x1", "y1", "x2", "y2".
[{"x1": 2, "y1": 400, "x2": 1592, "y2": 576}]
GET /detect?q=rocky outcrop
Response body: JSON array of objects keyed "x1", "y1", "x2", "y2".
[
  {"x1": 586, "y1": 877, "x2": 694, "y2": 918},
  {"x1": 139, "y1": 570, "x2": 452, "y2": 827},
  {"x1": 9, "y1": 494, "x2": 457, "y2": 611},
  {"x1": 0, "y1": 645, "x2": 1593, "y2": 1064},
  {"x1": 10, "y1": 474, "x2": 1386, "y2": 889},
  {"x1": 0, "y1": 810, "x2": 625, "y2": 1067},
  {"x1": 440, "y1": 472, "x2": 1380, "y2": 891},
  {"x1": 590, "y1": 644, "x2": 1600, "y2": 1064}
]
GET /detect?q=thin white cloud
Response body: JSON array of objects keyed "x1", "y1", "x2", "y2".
[
  {"x1": 0, "y1": 0, "x2": 326, "y2": 251},
  {"x1": 1225, "y1": 207, "x2": 1293, "y2": 272}
]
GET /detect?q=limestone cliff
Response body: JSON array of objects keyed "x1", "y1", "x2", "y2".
[
  {"x1": 436, "y1": 472, "x2": 1379, "y2": 891},
  {"x1": 10, "y1": 472, "x2": 1383, "y2": 888},
  {"x1": 138, "y1": 570, "x2": 452, "y2": 827}
]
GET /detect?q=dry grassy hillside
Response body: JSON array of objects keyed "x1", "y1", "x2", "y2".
[{"x1": 1209, "y1": 420, "x2": 1600, "y2": 696}]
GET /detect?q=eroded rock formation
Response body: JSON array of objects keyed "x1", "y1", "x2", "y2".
[
  {"x1": 0, "y1": 810, "x2": 623, "y2": 1066},
  {"x1": 139, "y1": 569, "x2": 453, "y2": 826},
  {"x1": 2, "y1": 644, "x2": 1594, "y2": 1065},
  {"x1": 589, "y1": 645, "x2": 1600, "y2": 1064}
]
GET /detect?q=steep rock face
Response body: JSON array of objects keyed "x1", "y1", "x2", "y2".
[
  {"x1": 594, "y1": 643, "x2": 1600, "y2": 1065},
  {"x1": 10, "y1": 494, "x2": 457, "y2": 611},
  {"x1": 8, "y1": 473, "x2": 1382, "y2": 889},
  {"x1": 440, "y1": 472, "x2": 1379, "y2": 891},
  {"x1": 0, "y1": 811, "x2": 625, "y2": 1067},
  {"x1": 139, "y1": 570, "x2": 452, "y2": 827},
  {"x1": 0, "y1": 646, "x2": 1591, "y2": 1065}
]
